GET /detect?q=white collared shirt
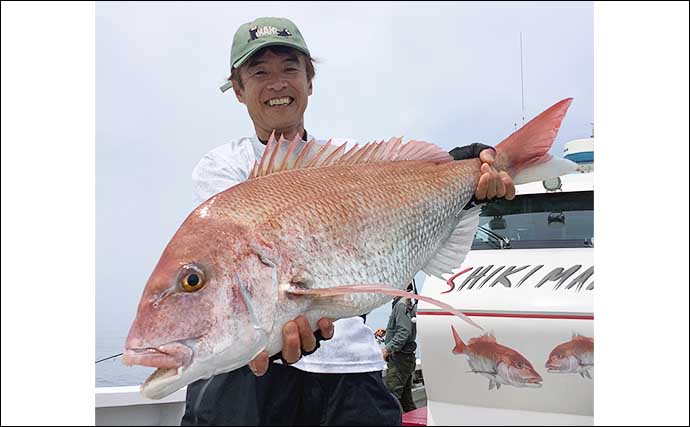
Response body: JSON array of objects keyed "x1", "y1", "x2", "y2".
[{"x1": 191, "y1": 134, "x2": 385, "y2": 373}]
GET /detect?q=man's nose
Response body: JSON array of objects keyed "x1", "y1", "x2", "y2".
[{"x1": 266, "y1": 78, "x2": 288, "y2": 91}]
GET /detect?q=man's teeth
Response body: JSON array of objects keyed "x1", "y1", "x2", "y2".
[{"x1": 267, "y1": 97, "x2": 292, "y2": 106}]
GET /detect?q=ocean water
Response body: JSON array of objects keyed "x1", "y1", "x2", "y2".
[{"x1": 96, "y1": 304, "x2": 397, "y2": 387}]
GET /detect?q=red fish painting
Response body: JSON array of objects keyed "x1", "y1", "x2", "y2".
[
  {"x1": 545, "y1": 333, "x2": 594, "y2": 380},
  {"x1": 450, "y1": 325, "x2": 542, "y2": 390}
]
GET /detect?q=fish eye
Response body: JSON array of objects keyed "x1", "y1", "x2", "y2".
[
  {"x1": 180, "y1": 266, "x2": 205, "y2": 292},
  {"x1": 515, "y1": 362, "x2": 523, "y2": 369}
]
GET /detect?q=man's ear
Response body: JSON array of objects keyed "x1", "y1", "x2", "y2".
[
  {"x1": 232, "y1": 82, "x2": 246, "y2": 104},
  {"x1": 308, "y1": 79, "x2": 313, "y2": 96}
]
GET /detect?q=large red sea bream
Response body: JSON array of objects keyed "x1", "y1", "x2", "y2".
[{"x1": 124, "y1": 98, "x2": 578, "y2": 399}]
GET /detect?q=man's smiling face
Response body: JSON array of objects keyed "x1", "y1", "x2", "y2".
[{"x1": 232, "y1": 47, "x2": 312, "y2": 139}]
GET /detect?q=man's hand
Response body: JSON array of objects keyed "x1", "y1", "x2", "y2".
[
  {"x1": 248, "y1": 316, "x2": 334, "y2": 376},
  {"x1": 381, "y1": 347, "x2": 390, "y2": 361},
  {"x1": 474, "y1": 149, "x2": 516, "y2": 201}
]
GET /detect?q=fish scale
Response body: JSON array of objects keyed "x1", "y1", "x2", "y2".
[{"x1": 250, "y1": 160, "x2": 480, "y2": 290}]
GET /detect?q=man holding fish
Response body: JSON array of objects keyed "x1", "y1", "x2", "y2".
[{"x1": 167, "y1": 16, "x2": 515, "y2": 426}]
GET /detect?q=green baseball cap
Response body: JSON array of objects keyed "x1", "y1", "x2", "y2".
[{"x1": 219, "y1": 17, "x2": 311, "y2": 93}]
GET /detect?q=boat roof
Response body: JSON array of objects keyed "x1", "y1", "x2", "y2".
[{"x1": 515, "y1": 171, "x2": 593, "y2": 196}]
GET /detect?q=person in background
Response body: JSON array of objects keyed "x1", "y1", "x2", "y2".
[{"x1": 375, "y1": 281, "x2": 419, "y2": 413}]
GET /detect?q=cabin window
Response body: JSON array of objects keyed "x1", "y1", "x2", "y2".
[{"x1": 472, "y1": 191, "x2": 593, "y2": 249}]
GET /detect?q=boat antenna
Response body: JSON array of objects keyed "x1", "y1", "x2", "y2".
[{"x1": 520, "y1": 31, "x2": 525, "y2": 126}]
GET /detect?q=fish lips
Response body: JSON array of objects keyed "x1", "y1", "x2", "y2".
[
  {"x1": 545, "y1": 360, "x2": 571, "y2": 372},
  {"x1": 123, "y1": 341, "x2": 194, "y2": 369},
  {"x1": 515, "y1": 373, "x2": 543, "y2": 387},
  {"x1": 526, "y1": 377, "x2": 543, "y2": 386}
]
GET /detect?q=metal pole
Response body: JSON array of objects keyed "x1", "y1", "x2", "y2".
[{"x1": 520, "y1": 32, "x2": 525, "y2": 125}]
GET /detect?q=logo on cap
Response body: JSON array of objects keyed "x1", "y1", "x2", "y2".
[{"x1": 248, "y1": 26, "x2": 293, "y2": 41}]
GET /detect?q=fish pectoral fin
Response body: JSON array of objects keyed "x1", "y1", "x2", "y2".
[
  {"x1": 285, "y1": 283, "x2": 484, "y2": 331},
  {"x1": 469, "y1": 370, "x2": 498, "y2": 376},
  {"x1": 302, "y1": 291, "x2": 360, "y2": 311},
  {"x1": 422, "y1": 206, "x2": 481, "y2": 280}
]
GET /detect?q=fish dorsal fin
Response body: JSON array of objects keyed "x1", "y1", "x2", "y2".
[
  {"x1": 572, "y1": 334, "x2": 592, "y2": 342},
  {"x1": 422, "y1": 205, "x2": 482, "y2": 279},
  {"x1": 250, "y1": 132, "x2": 331, "y2": 178},
  {"x1": 250, "y1": 133, "x2": 452, "y2": 179},
  {"x1": 469, "y1": 333, "x2": 497, "y2": 345},
  {"x1": 571, "y1": 331, "x2": 589, "y2": 340}
]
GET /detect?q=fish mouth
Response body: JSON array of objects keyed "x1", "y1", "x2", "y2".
[
  {"x1": 123, "y1": 341, "x2": 194, "y2": 369},
  {"x1": 545, "y1": 362, "x2": 565, "y2": 372},
  {"x1": 512, "y1": 375, "x2": 543, "y2": 387},
  {"x1": 123, "y1": 340, "x2": 196, "y2": 390},
  {"x1": 523, "y1": 377, "x2": 543, "y2": 387}
]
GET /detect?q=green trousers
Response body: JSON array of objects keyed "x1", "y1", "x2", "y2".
[{"x1": 384, "y1": 352, "x2": 417, "y2": 413}]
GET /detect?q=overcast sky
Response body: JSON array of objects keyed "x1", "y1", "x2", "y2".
[{"x1": 96, "y1": 1, "x2": 593, "y2": 339}]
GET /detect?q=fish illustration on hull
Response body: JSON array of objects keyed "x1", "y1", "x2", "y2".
[
  {"x1": 546, "y1": 333, "x2": 594, "y2": 380},
  {"x1": 450, "y1": 325, "x2": 543, "y2": 390}
]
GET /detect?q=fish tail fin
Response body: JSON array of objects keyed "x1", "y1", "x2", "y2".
[
  {"x1": 494, "y1": 98, "x2": 578, "y2": 185},
  {"x1": 451, "y1": 325, "x2": 466, "y2": 354}
]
